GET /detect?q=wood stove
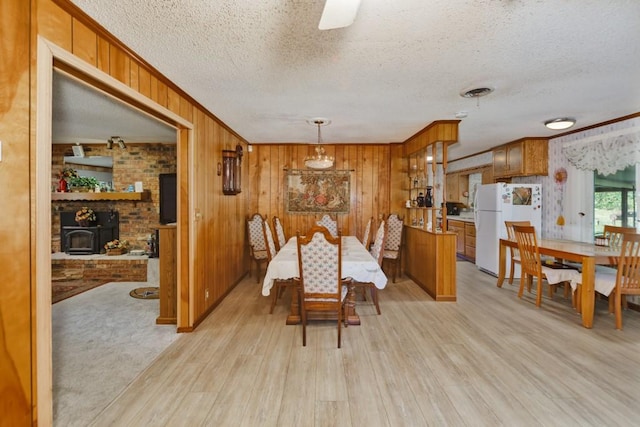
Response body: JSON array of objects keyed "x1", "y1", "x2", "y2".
[{"x1": 60, "y1": 211, "x2": 119, "y2": 254}]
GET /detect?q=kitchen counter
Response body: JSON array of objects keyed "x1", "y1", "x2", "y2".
[{"x1": 448, "y1": 215, "x2": 475, "y2": 224}]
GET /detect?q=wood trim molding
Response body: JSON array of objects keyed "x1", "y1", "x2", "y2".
[{"x1": 36, "y1": 35, "x2": 196, "y2": 423}]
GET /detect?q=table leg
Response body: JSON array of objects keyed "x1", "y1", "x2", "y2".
[
  {"x1": 497, "y1": 240, "x2": 507, "y2": 288},
  {"x1": 580, "y1": 257, "x2": 595, "y2": 328},
  {"x1": 286, "y1": 286, "x2": 301, "y2": 325},
  {"x1": 344, "y1": 282, "x2": 361, "y2": 325}
]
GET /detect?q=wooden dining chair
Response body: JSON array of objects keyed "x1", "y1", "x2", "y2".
[
  {"x1": 264, "y1": 219, "x2": 298, "y2": 314},
  {"x1": 603, "y1": 225, "x2": 635, "y2": 249},
  {"x1": 272, "y1": 216, "x2": 287, "y2": 251},
  {"x1": 316, "y1": 214, "x2": 338, "y2": 237},
  {"x1": 354, "y1": 220, "x2": 386, "y2": 315},
  {"x1": 383, "y1": 214, "x2": 404, "y2": 283},
  {"x1": 504, "y1": 220, "x2": 531, "y2": 285},
  {"x1": 600, "y1": 225, "x2": 636, "y2": 311},
  {"x1": 246, "y1": 213, "x2": 268, "y2": 283},
  {"x1": 297, "y1": 225, "x2": 345, "y2": 348},
  {"x1": 587, "y1": 232, "x2": 640, "y2": 329},
  {"x1": 361, "y1": 216, "x2": 373, "y2": 251},
  {"x1": 610, "y1": 232, "x2": 640, "y2": 329},
  {"x1": 513, "y1": 225, "x2": 580, "y2": 308}
]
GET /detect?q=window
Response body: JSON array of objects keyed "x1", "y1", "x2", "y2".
[{"x1": 594, "y1": 165, "x2": 638, "y2": 234}]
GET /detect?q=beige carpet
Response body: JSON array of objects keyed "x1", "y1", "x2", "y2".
[{"x1": 52, "y1": 281, "x2": 180, "y2": 427}]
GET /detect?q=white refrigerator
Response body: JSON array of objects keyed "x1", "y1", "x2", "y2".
[{"x1": 474, "y1": 183, "x2": 542, "y2": 276}]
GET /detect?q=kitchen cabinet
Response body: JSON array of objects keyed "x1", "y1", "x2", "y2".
[
  {"x1": 447, "y1": 219, "x2": 476, "y2": 261},
  {"x1": 481, "y1": 166, "x2": 494, "y2": 184},
  {"x1": 446, "y1": 172, "x2": 459, "y2": 202},
  {"x1": 493, "y1": 138, "x2": 548, "y2": 178},
  {"x1": 447, "y1": 219, "x2": 465, "y2": 254},
  {"x1": 464, "y1": 223, "x2": 476, "y2": 261},
  {"x1": 445, "y1": 172, "x2": 469, "y2": 203}
]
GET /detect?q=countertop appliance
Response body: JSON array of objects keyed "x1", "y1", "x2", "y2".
[{"x1": 474, "y1": 183, "x2": 542, "y2": 276}]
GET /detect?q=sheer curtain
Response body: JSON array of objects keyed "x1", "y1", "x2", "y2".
[{"x1": 561, "y1": 126, "x2": 640, "y2": 175}]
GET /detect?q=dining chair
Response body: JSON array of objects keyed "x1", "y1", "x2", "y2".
[
  {"x1": 587, "y1": 232, "x2": 640, "y2": 329},
  {"x1": 513, "y1": 225, "x2": 580, "y2": 308},
  {"x1": 504, "y1": 220, "x2": 531, "y2": 285},
  {"x1": 609, "y1": 232, "x2": 640, "y2": 329},
  {"x1": 383, "y1": 214, "x2": 404, "y2": 283},
  {"x1": 354, "y1": 220, "x2": 386, "y2": 315},
  {"x1": 603, "y1": 225, "x2": 635, "y2": 249},
  {"x1": 246, "y1": 213, "x2": 268, "y2": 283},
  {"x1": 264, "y1": 219, "x2": 298, "y2": 314},
  {"x1": 296, "y1": 225, "x2": 345, "y2": 348},
  {"x1": 361, "y1": 216, "x2": 373, "y2": 251},
  {"x1": 316, "y1": 214, "x2": 338, "y2": 237},
  {"x1": 601, "y1": 225, "x2": 636, "y2": 311},
  {"x1": 272, "y1": 216, "x2": 287, "y2": 251}
]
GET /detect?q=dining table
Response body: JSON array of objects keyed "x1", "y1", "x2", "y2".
[
  {"x1": 498, "y1": 238, "x2": 622, "y2": 328},
  {"x1": 262, "y1": 235, "x2": 388, "y2": 325}
]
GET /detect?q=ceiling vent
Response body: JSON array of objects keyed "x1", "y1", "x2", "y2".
[{"x1": 460, "y1": 87, "x2": 494, "y2": 98}]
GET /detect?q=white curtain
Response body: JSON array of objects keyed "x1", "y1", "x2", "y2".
[{"x1": 561, "y1": 127, "x2": 640, "y2": 175}]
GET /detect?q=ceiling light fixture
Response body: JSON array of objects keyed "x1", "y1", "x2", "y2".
[
  {"x1": 107, "y1": 136, "x2": 127, "y2": 149},
  {"x1": 304, "y1": 118, "x2": 334, "y2": 170},
  {"x1": 318, "y1": 0, "x2": 361, "y2": 30},
  {"x1": 544, "y1": 117, "x2": 576, "y2": 130}
]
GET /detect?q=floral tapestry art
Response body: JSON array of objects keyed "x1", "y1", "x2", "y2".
[{"x1": 286, "y1": 170, "x2": 350, "y2": 214}]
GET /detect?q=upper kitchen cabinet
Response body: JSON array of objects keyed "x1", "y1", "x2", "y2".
[
  {"x1": 445, "y1": 171, "x2": 469, "y2": 203},
  {"x1": 492, "y1": 138, "x2": 548, "y2": 179}
]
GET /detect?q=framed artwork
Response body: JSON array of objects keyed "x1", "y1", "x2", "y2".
[{"x1": 285, "y1": 169, "x2": 350, "y2": 214}]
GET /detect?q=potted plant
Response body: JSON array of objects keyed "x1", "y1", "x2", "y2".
[
  {"x1": 104, "y1": 239, "x2": 129, "y2": 255},
  {"x1": 74, "y1": 207, "x2": 96, "y2": 227},
  {"x1": 68, "y1": 176, "x2": 99, "y2": 192}
]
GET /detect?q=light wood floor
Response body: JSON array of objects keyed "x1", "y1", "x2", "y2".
[{"x1": 90, "y1": 261, "x2": 640, "y2": 426}]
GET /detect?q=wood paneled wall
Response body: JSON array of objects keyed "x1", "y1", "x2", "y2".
[
  {"x1": 1, "y1": 1, "x2": 33, "y2": 425},
  {"x1": 0, "y1": 0, "x2": 253, "y2": 423},
  {"x1": 247, "y1": 144, "x2": 393, "y2": 240}
]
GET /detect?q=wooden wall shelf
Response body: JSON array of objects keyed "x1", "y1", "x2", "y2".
[{"x1": 51, "y1": 190, "x2": 151, "y2": 202}]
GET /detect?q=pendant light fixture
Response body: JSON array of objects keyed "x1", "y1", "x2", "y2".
[{"x1": 304, "y1": 118, "x2": 334, "y2": 170}]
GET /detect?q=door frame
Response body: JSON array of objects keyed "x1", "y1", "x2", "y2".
[{"x1": 35, "y1": 36, "x2": 195, "y2": 425}]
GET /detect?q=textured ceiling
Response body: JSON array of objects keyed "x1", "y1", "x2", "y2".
[{"x1": 64, "y1": 0, "x2": 640, "y2": 160}]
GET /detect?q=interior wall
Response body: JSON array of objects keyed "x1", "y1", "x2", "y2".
[{"x1": 247, "y1": 144, "x2": 391, "y2": 240}]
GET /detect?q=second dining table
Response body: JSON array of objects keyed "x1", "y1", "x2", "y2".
[
  {"x1": 498, "y1": 237, "x2": 622, "y2": 328},
  {"x1": 262, "y1": 235, "x2": 388, "y2": 325}
]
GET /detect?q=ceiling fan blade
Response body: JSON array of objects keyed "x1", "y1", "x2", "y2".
[{"x1": 318, "y1": 0, "x2": 361, "y2": 30}]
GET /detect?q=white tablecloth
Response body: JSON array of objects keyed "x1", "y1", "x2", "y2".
[{"x1": 261, "y1": 236, "x2": 388, "y2": 296}]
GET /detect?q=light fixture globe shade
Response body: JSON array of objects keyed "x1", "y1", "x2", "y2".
[
  {"x1": 544, "y1": 117, "x2": 576, "y2": 130},
  {"x1": 304, "y1": 146, "x2": 334, "y2": 170}
]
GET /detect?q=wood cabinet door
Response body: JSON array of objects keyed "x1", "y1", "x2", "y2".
[
  {"x1": 446, "y1": 173, "x2": 459, "y2": 201},
  {"x1": 492, "y1": 147, "x2": 508, "y2": 176},
  {"x1": 506, "y1": 142, "x2": 523, "y2": 174},
  {"x1": 448, "y1": 221, "x2": 465, "y2": 254}
]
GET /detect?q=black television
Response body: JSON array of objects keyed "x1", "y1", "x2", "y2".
[{"x1": 159, "y1": 173, "x2": 177, "y2": 224}]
